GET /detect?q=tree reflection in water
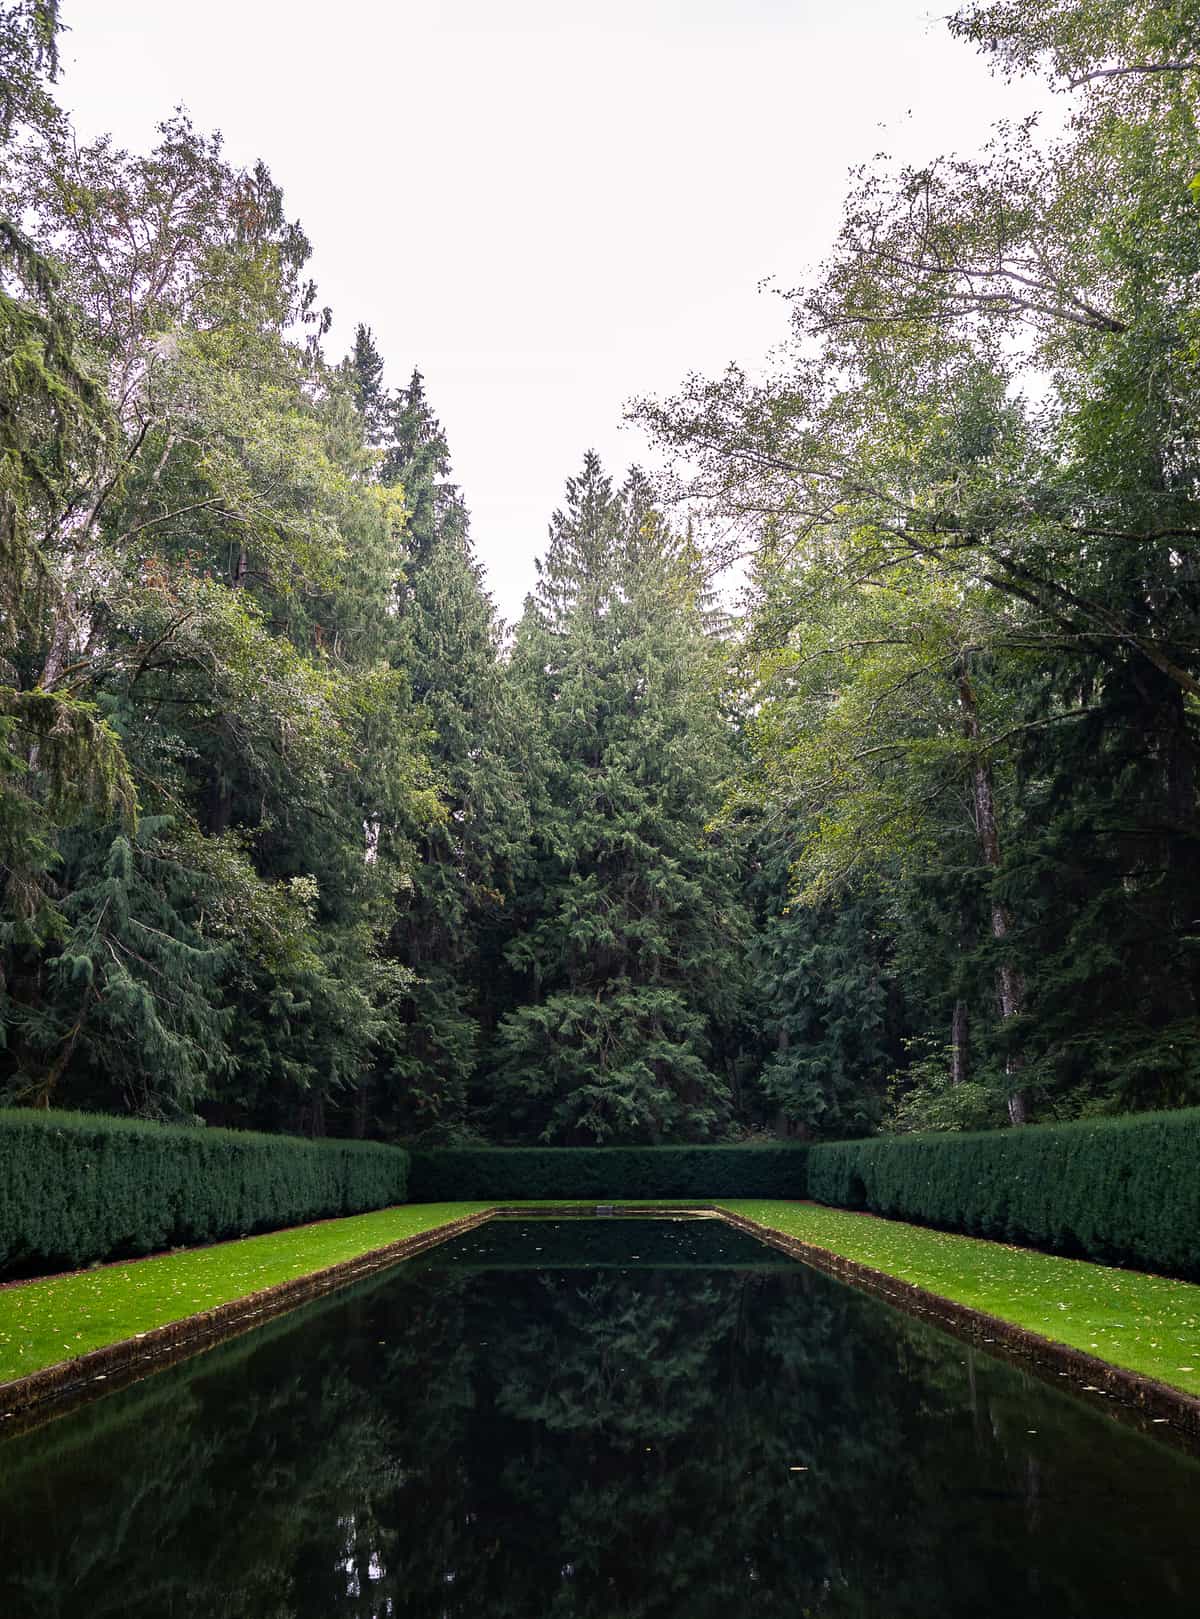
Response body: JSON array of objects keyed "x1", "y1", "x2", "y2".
[{"x1": 1, "y1": 1218, "x2": 1198, "y2": 1619}]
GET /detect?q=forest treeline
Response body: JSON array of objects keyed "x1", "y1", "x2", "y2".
[{"x1": 1, "y1": 0, "x2": 1197, "y2": 1142}]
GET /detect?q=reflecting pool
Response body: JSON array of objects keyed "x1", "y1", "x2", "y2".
[{"x1": 1, "y1": 1217, "x2": 1197, "y2": 1617}]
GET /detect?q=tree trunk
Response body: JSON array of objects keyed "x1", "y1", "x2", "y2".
[
  {"x1": 1160, "y1": 681, "x2": 1200, "y2": 1023},
  {"x1": 950, "y1": 999, "x2": 969, "y2": 1086},
  {"x1": 26, "y1": 607, "x2": 74, "y2": 775},
  {"x1": 958, "y1": 659, "x2": 1028, "y2": 1124},
  {"x1": 39, "y1": 610, "x2": 72, "y2": 690},
  {"x1": 202, "y1": 547, "x2": 248, "y2": 834}
]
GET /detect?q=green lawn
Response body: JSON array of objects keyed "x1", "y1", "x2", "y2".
[
  {"x1": 0, "y1": 1202, "x2": 491, "y2": 1384},
  {"x1": 719, "y1": 1199, "x2": 1200, "y2": 1398}
]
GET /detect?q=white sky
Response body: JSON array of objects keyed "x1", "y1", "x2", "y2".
[{"x1": 58, "y1": 1, "x2": 1034, "y2": 621}]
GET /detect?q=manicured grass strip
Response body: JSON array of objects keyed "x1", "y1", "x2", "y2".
[
  {"x1": 719, "y1": 1200, "x2": 1200, "y2": 1398},
  {"x1": 0, "y1": 1202, "x2": 492, "y2": 1384}
]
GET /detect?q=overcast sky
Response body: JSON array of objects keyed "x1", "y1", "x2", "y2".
[{"x1": 58, "y1": 1, "x2": 1032, "y2": 620}]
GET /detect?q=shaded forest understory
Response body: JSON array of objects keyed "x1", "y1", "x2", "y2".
[{"x1": 1, "y1": 0, "x2": 1197, "y2": 1144}]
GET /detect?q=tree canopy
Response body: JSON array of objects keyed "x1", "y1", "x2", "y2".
[{"x1": 1, "y1": 0, "x2": 1195, "y2": 1138}]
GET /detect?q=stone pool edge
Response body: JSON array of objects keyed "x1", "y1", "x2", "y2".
[
  {"x1": 0, "y1": 1207, "x2": 495, "y2": 1432},
  {"x1": 716, "y1": 1206, "x2": 1200, "y2": 1447}
]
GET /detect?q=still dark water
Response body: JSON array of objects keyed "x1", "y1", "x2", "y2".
[{"x1": 1, "y1": 1217, "x2": 1197, "y2": 1618}]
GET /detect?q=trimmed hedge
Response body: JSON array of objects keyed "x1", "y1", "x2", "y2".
[
  {"x1": 407, "y1": 1145, "x2": 809, "y2": 1203},
  {"x1": 8, "y1": 1106, "x2": 1194, "y2": 1281},
  {"x1": 0, "y1": 1110, "x2": 409, "y2": 1276},
  {"x1": 807, "y1": 1108, "x2": 1200, "y2": 1279}
]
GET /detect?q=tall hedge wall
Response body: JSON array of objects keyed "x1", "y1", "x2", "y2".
[
  {"x1": 408, "y1": 1145, "x2": 809, "y2": 1203},
  {"x1": 0, "y1": 1110, "x2": 410, "y2": 1276},
  {"x1": 807, "y1": 1108, "x2": 1200, "y2": 1278}
]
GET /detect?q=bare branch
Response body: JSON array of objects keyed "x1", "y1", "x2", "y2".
[{"x1": 1068, "y1": 60, "x2": 1200, "y2": 89}]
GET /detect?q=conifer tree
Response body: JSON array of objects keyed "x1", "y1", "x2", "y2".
[
  {"x1": 343, "y1": 355, "x2": 526, "y2": 1140},
  {"x1": 346, "y1": 323, "x2": 389, "y2": 446},
  {"x1": 745, "y1": 829, "x2": 903, "y2": 1138},
  {"x1": 11, "y1": 820, "x2": 233, "y2": 1115},
  {"x1": 489, "y1": 454, "x2": 747, "y2": 1143}
]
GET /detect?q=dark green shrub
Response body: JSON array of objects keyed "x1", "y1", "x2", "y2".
[
  {"x1": 808, "y1": 1108, "x2": 1200, "y2": 1278},
  {"x1": 0, "y1": 1110, "x2": 409, "y2": 1276},
  {"x1": 407, "y1": 1145, "x2": 808, "y2": 1202}
]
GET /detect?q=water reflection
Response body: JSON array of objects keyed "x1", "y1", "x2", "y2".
[{"x1": 0, "y1": 1218, "x2": 1197, "y2": 1618}]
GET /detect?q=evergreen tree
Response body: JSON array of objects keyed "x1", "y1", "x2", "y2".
[
  {"x1": 8, "y1": 819, "x2": 233, "y2": 1115},
  {"x1": 342, "y1": 354, "x2": 526, "y2": 1140},
  {"x1": 746, "y1": 828, "x2": 905, "y2": 1139},
  {"x1": 345, "y1": 323, "x2": 389, "y2": 447},
  {"x1": 488, "y1": 454, "x2": 748, "y2": 1144},
  {"x1": 992, "y1": 653, "x2": 1200, "y2": 1114}
]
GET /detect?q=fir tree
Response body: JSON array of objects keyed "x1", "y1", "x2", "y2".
[
  {"x1": 489, "y1": 454, "x2": 748, "y2": 1144},
  {"x1": 345, "y1": 323, "x2": 390, "y2": 447},
  {"x1": 342, "y1": 348, "x2": 526, "y2": 1140}
]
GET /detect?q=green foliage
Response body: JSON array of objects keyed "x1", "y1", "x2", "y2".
[
  {"x1": 0, "y1": 79, "x2": 438, "y2": 1121},
  {"x1": 882, "y1": 1043, "x2": 1005, "y2": 1134},
  {"x1": 0, "y1": 219, "x2": 112, "y2": 639},
  {"x1": 5, "y1": 819, "x2": 232, "y2": 1113},
  {"x1": 948, "y1": 0, "x2": 1199, "y2": 85},
  {"x1": 635, "y1": 0, "x2": 1200, "y2": 1125},
  {"x1": 488, "y1": 455, "x2": 749, "y2": 1143},
  {"x1": 407, "y1": 1145, "x2": 807, "y2": 1201},
  {"x1": 806, "y1": 1108, "x2": 1200, "y2": 1278},
  {"x1": 2, "y1": 0, "x2": 1198, "y2": 1147},
  {"x1": 360, "y1": 363, "x2": 527, "y2": 1141},
  {"x1": 0, "y1": 2, "x2": 62, "y2": 140},
  {"x1": 745, "y1": 826, "x2": 907, "y2": 1136},
  {"x1": 0, "y1": 1108, "x2": 409, "y2": 1274}
]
